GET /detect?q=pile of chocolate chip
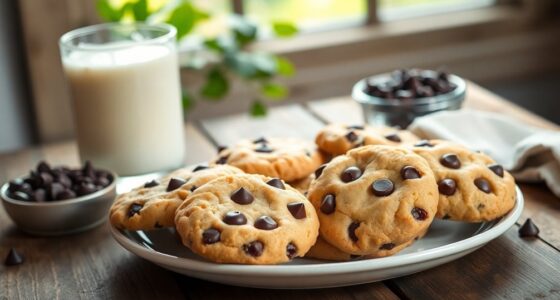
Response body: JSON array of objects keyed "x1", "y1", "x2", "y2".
[
  {"x1": 6, "y1": 161, "x2": 113, "y2": 202},
  {"x1": 364, "y1": 68, "x2": 457, "y2": 100}
]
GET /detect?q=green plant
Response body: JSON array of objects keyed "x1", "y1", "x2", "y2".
[{"x1": 96, "y1": 0, "x2": 298, "y2": 116}]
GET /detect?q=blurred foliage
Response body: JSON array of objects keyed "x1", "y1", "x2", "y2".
[{"x1": 96, "y1": 0, "x2": 298, "y2": 116}]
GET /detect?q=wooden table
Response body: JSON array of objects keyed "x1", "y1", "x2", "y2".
[{"x1": 1, "y1": 83, "x2": 559, "y2": 299}]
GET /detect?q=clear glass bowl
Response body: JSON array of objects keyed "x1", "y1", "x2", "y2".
[{"x1": 352, "y1": 73, "x2": 466, "y2": 128}]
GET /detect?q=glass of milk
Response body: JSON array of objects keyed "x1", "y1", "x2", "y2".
[{"x1": 59, "y1": 23, "x2": 185, "y2": 176}]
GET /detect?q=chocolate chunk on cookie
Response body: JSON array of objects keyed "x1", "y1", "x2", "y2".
[
  {"x1": 307, "y1": 145, "x2": 438, "y2": 257},
  {"x1": 411, "y1": 140, "x2": 516, "y2": 222},
  {"x1": 315, "y1": 123, "x2": 420, "y2": 156},
  {"x1": 212, "y1": 137, "x2": 322, "y2": 182},
  {"x1": 174, "y1": 174, "x2": 319, "y2": 264},
  {"x1": 110, "y1": 165, "x2": 244, "y2": 230}
]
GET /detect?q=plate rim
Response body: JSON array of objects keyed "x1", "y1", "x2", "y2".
[{"x1": 110, "y1": 186, "x2": 523, "y2": 276}]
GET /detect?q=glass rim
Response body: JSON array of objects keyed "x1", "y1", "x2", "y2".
[{"x1": 59, "y1": 22, "x2": 176, "y2": 52}]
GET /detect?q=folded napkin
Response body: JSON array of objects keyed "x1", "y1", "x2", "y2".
[{"x1": 409, "y1": 110, "x2": 560, "y2": 197}]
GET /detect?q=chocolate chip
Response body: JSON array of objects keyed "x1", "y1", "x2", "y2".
[
  {"x1": 128, "y1": 203, "x2": 143, "y2": 217},
  {"x1": 380, "y1": 243, "x2": 395, "y2": 250},
  {"x1": 56, "y1": 189, "x2": 76, "y2": 200},
  {"x1": 345, "y1": 131, "x2": 358, "y2": 142},
  {"x1": 438, "y1": 178, "x2": 457, "y2": 195},
  {"x1": 202, "y1": 228, "x2": 221, "y2": 244},
  {"x1": 243, "y1": 241, "x2": 264, "y2": 257},
  {"x1": 401, "y1": 166, "x2": 421, "y2": 180},
  {"x1": 266, "y1": 178, "x2": 285, "y2": 189},
  {"x1": 320, "y1": 194, "x2": 336, "y2": 214},
  {"x1": 193, "y1": 165, "x2": 209, "y2": 172},
  {"x1": 4, "y1": 248, "x2": 24, "y2": 266},
  {"x1": 253, "y1": 137, "x2": 268, "y2": 144},
  {"x1": 55, "y1": 173, "x2": 73, "y2": 188},
  {"x1": 167, "y1": 178, "x2": 186, "y2": 192},
  {"x1": 348, "y1": 222, "x2": 360, "y2": 242},
  {"x1": 82, "y1": 161, "x2": 95, "y2": 178},
  {"x1": 315, "y1": 164, "x2": 327, "y2": 178},
  {"x1": 384, "y1": 133, "x2": 401, "y2": 142},
  {"x1": 95, "y1": 176, "x2": 110, "y2": 188},
  {"x1": 76, "y1": 183, "x2": 96, "y2": 196},
  {"x1": 254, "y1": 216, "x2": 278, "y2": 230},
  {"x1": 372, "y1": 179, "x2": 394, "y2": 196},
  {"x1": 230, "y1": 187, "x2": 254, "y2": 205},
  {"x1": 489, "y1": 164, "x2": 504, "y2": 177},
  {"x1": 255, "y1": 144, "x2": 274, "y2": 153},
  {"x1": 190, "y1": 185, "x2": 197, "y2": 192},
  {"x1": 286, "y1": 243, "x2": 297, "y2": 259},
  {"x1": 341, "y1": 166, "x2": 362, "y2": 183},
  {"x1": 474, "y1": 178, "x2": 491, "y2": 193},
  {"x1": 414, "y1": 140, "x2": 433, "y2": 147},
  {"x1": 38, "y1": 172, "x2": 53, "y2": 187},
  {"x1": 411, "y1": 207, "x2": 428, "y2": 220},
  {"x1": 144, "y1": 180, "x2": 159, "y2": 188},
  {"x1": 37, "y1": 161, "x2": 51, "y2": 173},
  {"x1": 223, "y1": 211, "x2": 247, "y2": 225},
  {"x1": 216, "y1": 155, "x2": 229, "y2": 164},
  {"x1": 49, "y1": 183, "x2": 65, "y2": 200},
  {"x1": 32, "y1": 189, "x2": 47, "y2": 202},
  {"x1": 7, "y1": 180, "x2": 22, "y2": 193},
  {"x1": 440, "y1": 154, "x2": 461, "y2": 169},
  {"x1": 217, "y1": 145, "x2": 227, "y2": 153},
  {"x1": 519, "y1": 218, "x2": 539, "y2": 237},
  {"x1": 287, "y1": 202, "x2": 306, "y2": 219}
]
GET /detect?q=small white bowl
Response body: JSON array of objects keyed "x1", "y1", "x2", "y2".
[{"x1": 1, "y1": 172, "x2": 117, "y2": 236}]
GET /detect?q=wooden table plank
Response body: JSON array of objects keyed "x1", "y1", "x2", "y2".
[
  {"x1": 197, "y1": 104, "x2": 398, "y2": 299},
  {"x1": 0, "y1": 123, "x2": 215, "y2": 300},
  {"x1": 393, "y1": 226, "x2": 560, "y2": 300},
  {"x1": 199, "y1": 104, "x2": 325, "y2": 146}
]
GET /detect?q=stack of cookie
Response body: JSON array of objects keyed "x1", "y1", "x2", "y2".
[{"x1": 109, "y1": 125, "x2": 516, "y2": 264}]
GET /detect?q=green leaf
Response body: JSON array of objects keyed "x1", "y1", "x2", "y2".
[
  {"x1": 166, "y1": 2, "x2": 196, "y2": 40},
  {"x1": 132, "y1": 0, "x2": 149, "y2": 21},
  {"x1": 275, "y1": 56, "x2": 295, "y2": 77},
  {"x1": 250, "y1": 100, "x2": 267, "y2": 117},
  {"x1": 230, "y1": 15, "x2": 257, "y2": 46},
  {"x1": 201, "y1": 68, "x2": 229, "y2": 99},
  {"x1": 262, "y1": 83, "x2": 287, "y2": 100},
  {"x1": 96, "y1": 0, "x2": 122, "y2": 21},
  {"x1": 272, "y1": 21, "x2": 298, "y2": 37},
  {"x1": 182, "y1": 90, "x2": 195, "y2": 110}
]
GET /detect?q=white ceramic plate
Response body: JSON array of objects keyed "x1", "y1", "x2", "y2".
[{"x1": 110, "y1": 187, "x2": 523, "y2": 289}]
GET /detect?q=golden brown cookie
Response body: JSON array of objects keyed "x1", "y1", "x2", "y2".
[
  {"x1": 175, "y1": 174, "x2": 319, "y2": 264},
  {"x1": 110, "y1": 165, "x2": 243, "y2": 230},
  {"x1": 410, "y1": 140, "x2": 516, "y2": 222},
  {"x1": 212, "y1": 137, "x2": 322, "y2": 182},
  {"x1": 315, "y1": 123, "x2": 419, "y2": 156},
  {"x1": 308, "y1": 145, "x2": 438, "y2": 256}
]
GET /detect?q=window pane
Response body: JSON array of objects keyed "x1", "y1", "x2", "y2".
[
  {"x1": 378, "y1": 0, "x2": 496, "y2": 21},
  {"x1": 244, "y1": 0, "x2": 367, "y2": 34}
]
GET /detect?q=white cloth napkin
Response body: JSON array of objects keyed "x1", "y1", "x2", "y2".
[{"x1": 409, "y1": 109, "x2": 560, "y2": 197}]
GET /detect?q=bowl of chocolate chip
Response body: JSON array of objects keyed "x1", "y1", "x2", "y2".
[
  {"x1": 352, "y1": 68, "x2": 466, "y2": 128},
  {"x1": 1, "y1": 161, "x2": 117, "y2": 236}
]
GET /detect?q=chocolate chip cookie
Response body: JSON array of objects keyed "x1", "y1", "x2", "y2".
[
  {"x1": 174, "y1": 174, "x2": 319, "y2": 264},
  {"x1": 411, "y1": 140, "x2": 516, "y2": 222},
  {"x1": 110, "y1": 165, "x2": 243, "y2": 230},
  {"x1": 307, "y1": 145, "x2": 438, "y2": 256},
  {"x1": 315, "y1": 123, "x2": 419, "y2": 156},
  {"x1": 213, "y1": 137, "x2": 323, "y2": 182}
]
